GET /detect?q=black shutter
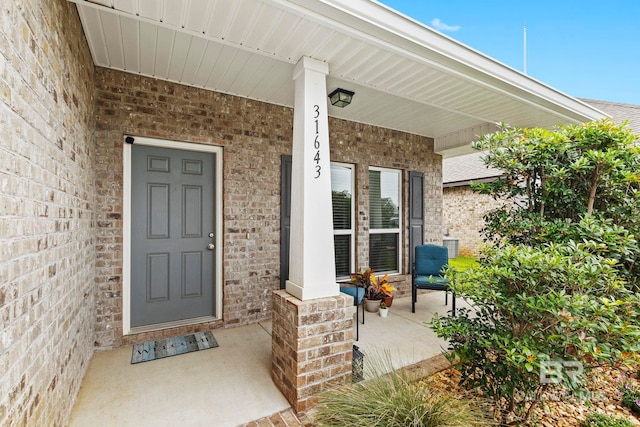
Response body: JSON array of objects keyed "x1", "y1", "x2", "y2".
[
  {"x1": 409, "y1": 171, "x2": 424, "y2": 272},
  {"x1": 280, "y1": 155, "x2": 292, "y2": 289}
]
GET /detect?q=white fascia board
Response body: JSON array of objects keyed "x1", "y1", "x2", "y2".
[{"x1": 281, "y1": 0, "x2": 607, "y2": 123}]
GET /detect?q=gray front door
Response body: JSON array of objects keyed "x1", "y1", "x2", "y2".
[{"x1": 131, "y1": 144, "x2": 215, "y2": 327}]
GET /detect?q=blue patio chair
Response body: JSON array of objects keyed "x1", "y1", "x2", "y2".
[
  {"x1": 412, "y1": 244, "x2": 455, "y2": 316},
  {"x1": 339, "y1": 285, "x2": 365, "y2": 341}
]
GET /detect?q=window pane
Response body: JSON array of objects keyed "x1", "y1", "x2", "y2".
[
  {"x1": 369, "y1": 169, "x2": 399, "y2": 229},
  {"x1": 331, "y1": 166, "x2": 352, "y2": 230},
  {"x1": 369, "y1": 233, "x2": 398, "y2": 273},
  {"x1": 334, "y1": 235, "x2": 351, "y2": 278}
]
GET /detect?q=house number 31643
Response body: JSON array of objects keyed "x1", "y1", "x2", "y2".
[{"x1": 312, "y1": 104, "x2": 321, "y2": 179}]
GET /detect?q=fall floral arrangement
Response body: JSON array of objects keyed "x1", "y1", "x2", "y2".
[{"x1": 350, "y1": 268, "x2": 396, "y2": 300}]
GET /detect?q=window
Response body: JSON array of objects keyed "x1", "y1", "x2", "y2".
[
  {"x1": 369, "y1": 167, "x2": 401, "y2": 273},
  {"x1": 331, "y1": 163, "x2": 355, "y2": 279}
]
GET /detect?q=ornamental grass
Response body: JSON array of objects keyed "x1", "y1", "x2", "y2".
[{"x1": 312, "y1": 352, "x2": 492, "y2": 427}]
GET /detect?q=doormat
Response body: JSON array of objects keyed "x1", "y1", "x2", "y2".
[{"x1": 131, "y1": 331, "x2": 219, "y2": 364}]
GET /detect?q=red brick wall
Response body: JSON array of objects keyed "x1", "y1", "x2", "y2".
[{"x1": 93, "y1": 68, "x2": 443, "y2": 349}]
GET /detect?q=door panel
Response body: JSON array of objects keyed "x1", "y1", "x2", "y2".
[
  {"x1": 148, "y1": 184, "x2": 170, "y2": 238},
  {"x1": 182, "y1": 252, "x2": 203, "y2": 297},
  {"x1": 147, "y1": 253, "x2": 170, "y2": 301},
  {"x1": 183, "y1": 186, "x2": 203, "y2": 237},
  {"x1": 131, "y1": 145, "x2": 215, "y2": 327}
]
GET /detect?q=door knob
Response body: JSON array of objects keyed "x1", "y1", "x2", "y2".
[{"x1": 207, "y1": 243, "x2": 215, "y2": 250}]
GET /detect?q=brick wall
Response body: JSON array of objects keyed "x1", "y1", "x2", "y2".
[
  {"x1": 329, "y1": 119, "x2": 442, "y2": 270},
  {"x1": 93, "y1": 69, "x2": 294, "y2": 348},
  {"x1": 0, "y1": 1, "x2": 96, "y2": 425},
  {"x1": 93, "y1": 68, "x2": 442, "y2": 348},
  {"x1": 442, "y1": 185, "x2": 501, "y2": 256},
  {"x1": 271, "y1": 290, "x2": 354, "y2": 412},
  {"x1": 328, "y1": 119, "x2": 444, "y2": 296}
]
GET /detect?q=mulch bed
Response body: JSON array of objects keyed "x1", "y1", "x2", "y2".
[{"x1": 427, "y1": 364, "x2": 640, "y2": 426}]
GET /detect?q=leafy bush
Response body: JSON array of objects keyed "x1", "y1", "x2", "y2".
[
  {"x1": 433, "y1": 242, "x2": 640, "y2": 423},
  {"x1": 312, "y1": 353, "x2": 492, "y2": 427},
  {"x1": 473, "y1": 120, "x2": 640, "y2": 222},
  {"x1": 431, "y1": 120, "x2": 640, "y2": 424},
  {"x1": 473, "y1": 119, "x2": 640, "y2": 290},
  {"x1": 580, "y1": 412, "x2": 635, "y2": 427}
]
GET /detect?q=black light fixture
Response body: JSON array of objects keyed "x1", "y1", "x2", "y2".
[{"x1": 328, "y1": 88, "x2": 354, "y2": 108}]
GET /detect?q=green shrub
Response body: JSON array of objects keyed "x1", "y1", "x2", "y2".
[
  {"x1": 473, "y1": 119, "x2": 640, "y2": 291},
  {"x1": 431, "y1": 120, "x2": 640, "y2": 425},
  {"x1": 431, "y1": 243, "x2": 640, "y2": 425},
  {"x1": 580, "y1": 412, "x2": 635, "y2": 427},
  {"x1": 312, "y1": 353, "x2": 492, "y2": 427}
]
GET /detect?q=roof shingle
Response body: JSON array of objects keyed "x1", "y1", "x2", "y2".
[
  {"x1": 580, "y1": 98, "x2": 640, "y2": 135},
  {"x1": 443, "y1": 99, "x2": 640, "y2": 185}
]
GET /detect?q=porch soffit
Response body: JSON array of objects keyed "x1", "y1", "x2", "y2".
[{"x1": 69, "y1": 0, "x2": 606, "y2": 150}]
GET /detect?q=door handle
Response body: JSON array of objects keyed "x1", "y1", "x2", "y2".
[{"x1": 207, "y1": 243, "x2": 215, "y2": 250}]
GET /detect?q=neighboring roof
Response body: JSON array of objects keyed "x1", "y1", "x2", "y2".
[
  {"x1": 69, "y1": 0, "x2": 605, "y2": 155},
  {"x1": 580, "y1": 99, "x2": 640, "y2": 135},
  {"x1": 443, "y1": 99, "x2": 640, "y2": 186},
  {"x1": 442, "y1": 152, "x2": 501, "y2": 188}
]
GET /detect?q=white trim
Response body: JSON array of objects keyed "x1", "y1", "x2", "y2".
[
  {"x1": 368, "y1": 166, "x2": 402, "y2": 274},
  {"x1": 122, "y1": 135, "x2": 223, "y2": 335},
  {"x1": 330, "y1": 162, "x2": 355, "y2": 280}
]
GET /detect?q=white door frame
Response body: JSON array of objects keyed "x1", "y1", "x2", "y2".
[{"x1": 122, "y1": 135, "x2": 223, "y2": 335}]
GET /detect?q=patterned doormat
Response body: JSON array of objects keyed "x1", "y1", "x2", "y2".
[{"x1": 131, "y1": 331, "x2": 219, "y2": 364}]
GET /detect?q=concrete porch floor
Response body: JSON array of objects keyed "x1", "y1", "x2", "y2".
[{"x1": 69, "y1": 292, "x2": 460, "y2": 427}]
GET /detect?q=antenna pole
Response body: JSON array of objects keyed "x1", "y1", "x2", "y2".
[{"x1": 523, "y1": 24, "x2": 527, "y2": 74}]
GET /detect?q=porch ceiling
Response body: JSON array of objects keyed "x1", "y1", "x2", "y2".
[{"x1": 69, "y1": 0, "x2": 606, "y2": 152}]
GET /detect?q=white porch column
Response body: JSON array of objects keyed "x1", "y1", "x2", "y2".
[{"x1": 286, "y1": 56, "x2": 339, "y2": 300}]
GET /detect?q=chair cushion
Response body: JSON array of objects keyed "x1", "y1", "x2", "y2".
[
  {"x1": 340, "y1": 286, "x2": 365, "y2": 305},
  {"x1": 414, "y1": 275, "x2": 449, "y2": 290},
  {"x1": 415, "y1": 244, "x2": 448, "y2": 276}
]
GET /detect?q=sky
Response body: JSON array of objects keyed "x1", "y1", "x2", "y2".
[{"x1": 378, "y1": 0, "x2": 640, "y2": 105}]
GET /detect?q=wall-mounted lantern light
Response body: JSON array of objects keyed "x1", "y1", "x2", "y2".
[{"x1": 328, "y1": 88, "x2": 354, "y2": 108}]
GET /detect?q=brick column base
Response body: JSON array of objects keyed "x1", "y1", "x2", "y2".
[{"x1": 271, "y1": 289, "x2": 354, "y2": 412}]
